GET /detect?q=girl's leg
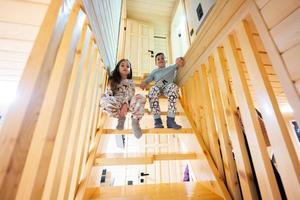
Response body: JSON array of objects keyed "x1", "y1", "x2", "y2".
[
  {"x1": 129, "y1": 94, "x2": 146, "y2": 119},
  {"x1": 129, "y1": 94, "x2": 146, "y2": 139},
  {"x1": 100, "y1": 95, "x2": 124, "y2": 129}
]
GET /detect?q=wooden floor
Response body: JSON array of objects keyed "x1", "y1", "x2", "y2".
[{"x1": 85, "y1": 182, "x2": 223, "y2": 200}]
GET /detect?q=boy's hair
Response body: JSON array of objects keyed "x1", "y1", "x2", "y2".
[
  {"x1": 155, "y1": 52, "x2": 165, "y2": 60},
  {"x1": 109, "y1": 59, "x2": 132, "y2": 91}
]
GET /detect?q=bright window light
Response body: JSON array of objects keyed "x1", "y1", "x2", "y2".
[
  {"x1": 280, "y1": 104, "x2": 293, "y2": 114},
  {"x1": 0, "y1": 83, "x2": 17, "y2": 105}
]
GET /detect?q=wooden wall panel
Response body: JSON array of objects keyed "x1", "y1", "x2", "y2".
[
  {"x1": 261, "y1": 0, "x2": 300, "y2": 29},
  {"x1": 0, "y1": 39, "x2": 33, "y2": 53},
  {"x1": 0, "y1": 21, "x2": 39, "y2": 41},
  {"x1": 282, "y1": 43, "x2": 300, "y2": 81},
  {"x1": 296, "y1": 80, "x2": 300, "y2": 94},
  {"x1": 270, "y1": 8, "x2": 300, "y2": 53},
  {"x1": 255, "y1": 0, "x2": 269, "y2": 9},
  {"x1": 0, "y1": 0, "x2": 48, "y2": 26},
  {"x1": 82, "y1": 0, "x2": 122, "y2": 71}
]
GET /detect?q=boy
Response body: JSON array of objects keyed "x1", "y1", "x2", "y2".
[{"x1": 140, "y1": 53, "x2": 184, "y2": 129}]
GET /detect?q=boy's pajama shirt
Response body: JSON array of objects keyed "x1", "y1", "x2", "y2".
[{"x1": 143, "y1": 64, "x2": 179, "y2": 119}]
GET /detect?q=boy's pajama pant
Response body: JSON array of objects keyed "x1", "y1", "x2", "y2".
[
  {"x1": 148, "y1": 83, "x2": 179, "y2": 119},
  {"x1": 100, "y1": 94, "x2": 146, "y2": 120}
]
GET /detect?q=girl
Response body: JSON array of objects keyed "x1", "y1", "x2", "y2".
[{"x1": 100, "y1": 59, "x2": 146, "y2": 138}]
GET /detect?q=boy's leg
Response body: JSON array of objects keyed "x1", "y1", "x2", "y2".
[
  {"x1": 129, "y1": 94, "x2": 146, "y2": 138},
  {"x1": 163, "y1": 83, "x2": 181, "y2": 129},
  {"x1": 148, "y1": 85, "x2": 164, "y2": 128}
]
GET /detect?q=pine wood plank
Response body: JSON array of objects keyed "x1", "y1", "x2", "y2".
[
  {"x1": 208, "y1": 56, "x2": 242, "y2": 200},
  {"x1": 261, "y1": 0, "x2": 300, "y2": 29},
  {"x1": 254, "y1": 0, "x2": 269, "y2": 9},
  {"x1": 57, "y1": 48, "x2": 99, "y2": 200},
  {"x1": 249, "y1": 2, "x2": 300, "y2": 139},
  {"x1": 94, "y1": 152, "x2": 198, "y2": 166},
  {"x1": 68, "y1": 62, "x2": 105, "y2": 200},
  {"x1": 193, "y1": 72, "x2": 210, "y2": 149},
  {"x1": 270, "y1": 8, "x2": 300, "y2": 53},
  {"x1": 85, "y1": 182, "x2": 223, "y2": 200},
  {"x1": 214, "y1": 47, "x2": 259, "y2": 199},
  {"x1": 198, "y1": 65, "x2": 225, "y2": 180},
  {"x1": 236, "y1": 20, "x2": 300, "y2": 198},
  {"x1": 100, "y1": 128, "x2": 194, "y2": 134},
  {"x1": 180, "y1": 99, "x2": 232, "y2": 200},
  {"x1": 74, "y1": 116, "x2": 107, "y2": 200},
  {"x1": 41, "y1": 24, "x2": 92, "y2": 200},
  {"x1": 15, "y1": 4, "x2": 84, "y2": 200},
  {"x1": 282, "y1": 43, "x2": 300, "y2": 81},
  {"x1": 223, "y1": 34, "x2": 281, "y2": 199},
  {"x1": 0, "y1": 0, "x2": 74, "y2": 199},
  {"x1": 0, "y1": 0, "x2": 48, "y2": 26}
]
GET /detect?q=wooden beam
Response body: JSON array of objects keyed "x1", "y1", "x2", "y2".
[
  {"x1": 214, "y1": 47, "x2": 259, "y2": 199},
  {"x1": 208, "y1": 56, "x2": 242, "y2": 200},
  {"x1": 94, "y1": 152, "x2": 198, "y2": 166},
  {"x1": 198, "y1": 65, "x2": 225, "y2": 180},
  {"x1": 68, "y1": 59, "x2": 104, "y2": 200},
  {"x1": 236, "y1": 20, "x2": 300, "y2": 198},
  {"x1": 74, "y1": 115, "x2": 107, "y2": 200},
  {"x1": 223, "y1": 34, "x2": 281, "y2": 199},
  {"x1": 193, "y1": 72, "x2": 210, "y2": 149},
  {"x1": 56, "y1": 49, "x2": 100, "y2": 199},
  {"x1": 41, "y1": 21, "x2": 92, "y2": 200},
  {"x1": 99, "y1": 128, "x2": 194, "y2": 134},
  {"x1": 180, "y1": 98, "x2": 232, "y2": 200},
  {"x1": 15, "y1": 4, "x2": 85, "y2": 200}
]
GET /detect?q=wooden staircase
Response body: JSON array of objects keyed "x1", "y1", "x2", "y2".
[{"x1": 80, "y1": 83, "x2": 230, "y2": 199}]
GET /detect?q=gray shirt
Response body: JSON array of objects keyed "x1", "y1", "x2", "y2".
[{"x1": 143, "y1": 64, "x2": 177, "y2": 87}]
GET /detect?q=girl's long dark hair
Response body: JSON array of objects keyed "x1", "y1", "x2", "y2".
[{"x1": 109, "y1": 59, "x2": 132, "y2": 91}]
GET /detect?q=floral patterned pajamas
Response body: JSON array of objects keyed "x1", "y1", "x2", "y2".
[{"x1": 100, "y1": 79, "x2": 146, "y2": 120}]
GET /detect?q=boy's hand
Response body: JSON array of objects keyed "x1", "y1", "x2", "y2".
[
  {"x1": 176, "y1": 57, "x2": 185, "y2": 68},
  {"x1": 140, "y1": 81, "x2": 146, "y2": 90},
  {"x1": 119, "y1": 103, "x2": 128, "y2": 117}
]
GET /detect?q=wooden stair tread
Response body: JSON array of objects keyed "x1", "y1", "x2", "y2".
[
  {"x1": 94, "y1": 152, "x2": 198, "y2": 166},
  {"x1": 144, "y1": 109, "x2": 185, "y2": 116},
  {"x1": 98, "y1": 128, "x2": 193, "y2": 134},
  {"x1": 85, "y1": 182, "x2": 223, "y2": 200}
]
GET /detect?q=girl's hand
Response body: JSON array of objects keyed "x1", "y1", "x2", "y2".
[
  {"x1": 119, "y1": 103, "x2": 128, "y2": 117},
  {"x1": 176, "y1": 57, "x2": 185, "y2": 68}
]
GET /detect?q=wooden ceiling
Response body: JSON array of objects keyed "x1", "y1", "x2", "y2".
[{"x1": 126, "y1": 0, "x2": 178, "y2": 35}]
